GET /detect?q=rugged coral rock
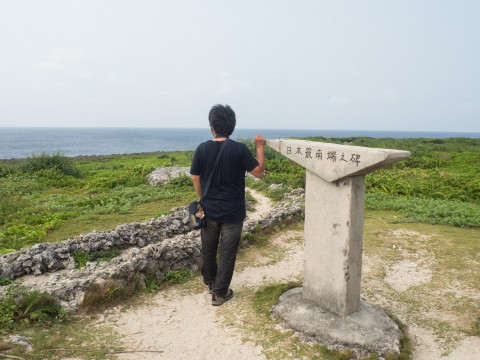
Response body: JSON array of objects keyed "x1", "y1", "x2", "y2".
[{"x1": 0, "y1": 190, "x2": 304, "y2": 311}]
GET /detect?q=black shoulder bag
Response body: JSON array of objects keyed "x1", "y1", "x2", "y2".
[{"x1": 188, "y1": 140, "x2": 228, "y2": 229}]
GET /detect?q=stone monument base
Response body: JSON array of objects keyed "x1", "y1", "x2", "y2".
[{"x1": 272, "y1": 287, "x2": 403, "y2": 357}]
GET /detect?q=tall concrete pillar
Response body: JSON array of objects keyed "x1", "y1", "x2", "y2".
[{"x1": 304, "y1": 171, "x2": 364, "y2": 315}]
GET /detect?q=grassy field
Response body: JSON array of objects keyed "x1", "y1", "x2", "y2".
[
  {"x1": 0, "y1": 151, "x2": 198, "y2": 253},
  {"x1": 1, "y1": 137, "x2": 479, "y2": 253}
]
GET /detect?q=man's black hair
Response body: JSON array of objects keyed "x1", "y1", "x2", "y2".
[{"x1": 209, "y1": 104, "x2": 236, "y2": 137}]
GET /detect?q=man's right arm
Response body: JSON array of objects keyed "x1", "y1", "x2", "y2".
[
  {"x1": 250, "y1": 135, "x2": 266, "y2": 178},
  {"x1": 191, "y1": 175, "x2": 202, "y2": 197}
]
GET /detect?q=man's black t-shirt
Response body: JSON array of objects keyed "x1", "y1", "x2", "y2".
[{"x1": 190, "y1": 139, "x2": 259, "y2": 223}]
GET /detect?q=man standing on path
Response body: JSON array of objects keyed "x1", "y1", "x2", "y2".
[{"x1": 190, "y1": 104, "x2": 266, "y2": 306}]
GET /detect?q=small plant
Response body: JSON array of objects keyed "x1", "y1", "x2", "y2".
[
  {"x1": 17, "y1": 290, "x2": 68, "y2": 325},
  {"x1": 73, "y1": 248, "x2": 121, "y2": 269},
  {"x1": 242, "y1": 233, "x2": 255, "y2": 243},
  {"x1": 164, "y1": 174, "x2": 193, "y2": 189},
  {"x1": 72, "y1": 251, "x2": 90, "y2": 269},
  {"x1": 474, "y1": 316, "x2": 480, "y2": 336},
  {"x1": 161, "y1": 270, "x2": 193, "y2": 285},
  {"x1": 144, "y1": 272, "x2": 160, "y2": 293},
  {"x1": 0, "y1": 277, "x2": 12, "y2": 286},
  {"x1": 89, "y1": 248, "x2": 121, "y2": 262},
  {"x1": 0, "y1": 286, "x2": 67, "y2": 334},
  {"x1": 385, "y1": 313, "x2": 412, "y2": 360}
]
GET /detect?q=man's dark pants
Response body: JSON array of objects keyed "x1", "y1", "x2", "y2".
[{"x1": 201, "y1": 219, "x2": 243, "y2": 297}]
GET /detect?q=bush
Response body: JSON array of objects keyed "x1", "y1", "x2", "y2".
[
  {"x1": 81, "y1": 278, "x2": 137, "y2": 312},
  {"x1": 20, "y1": 152, "x2": 82, "y2": 178},
  {"x1": 0, "y1": 163, "x2": 19, "y2": 177},
  {"x1": 0, "y1": 286, "x2": 67, "y2": 334},
  {"x1": 161, "y1": 270, "x2": 193, "y2": 285}
]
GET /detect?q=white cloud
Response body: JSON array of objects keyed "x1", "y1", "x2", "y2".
[{"x1": 215, "y1": 71, "x2": 249, "y2": 96}]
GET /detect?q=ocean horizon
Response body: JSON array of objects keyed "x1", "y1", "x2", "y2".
[{"x1": 1, "y1": 127, "x2": 479, "y2": 159}]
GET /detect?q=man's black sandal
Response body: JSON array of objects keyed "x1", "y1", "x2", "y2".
[{"x1": 212, "y1": 289, "x2": 234, "y2": 306}]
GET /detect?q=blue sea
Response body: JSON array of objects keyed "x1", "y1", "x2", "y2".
[{"x1": 1, "y1": 127, "x2": 479, "y2": 159}]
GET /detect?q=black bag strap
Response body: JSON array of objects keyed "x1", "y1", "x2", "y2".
[{"x1": 201, "y1": 139, "x2": 228, "y2": 203}]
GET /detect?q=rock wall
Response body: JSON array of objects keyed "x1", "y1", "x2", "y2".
[
  {"x1": 0, "y1": 190, "x2": 304, "y2": 311},
  {"x1": 0, "y1": 208, "x2": 192, "y2": 280}
]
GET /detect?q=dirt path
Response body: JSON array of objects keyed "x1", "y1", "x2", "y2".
[
  {"x1": 98, "y1": 189, "x2": 479, "y2": 360},
  {"x1": 101, "y1": 189, "x2": 303, "y2": 360}
]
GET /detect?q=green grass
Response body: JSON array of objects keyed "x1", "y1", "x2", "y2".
[
  {"x1": 0, "y1": 151, "x2": 196, "y2": 252},
  {"x1": 0, "y1": 317, "x2": 124, "y2": 359},
  {"x1": 0, "y1": 286, "x2": 68, "y2": 334},
  {"x1": 1, "y1": 211, "x2": 476, "y2": 358},
  {"x1": 246, "y1": 137, "x2": 480, "y2": 226},
  {"x1": 1, "y1": 137, "x2": 479, "y2": 254},
  {"x1": 161, "y1": 269, "x2": 194, "y2": 285},
  {"x1": 73, "y1": 248, "x2": 121, "y2": 269},
  {"x1": 366, "y1": 192, "x2": 480, "y2": 227},
  {"x1": 362, "y1": 210, "x2": 480, "y2": 352}
]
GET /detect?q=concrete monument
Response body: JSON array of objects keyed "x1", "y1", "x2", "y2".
[{"x1": 267, "y1": 138, "x2": 411, "y2": 355}]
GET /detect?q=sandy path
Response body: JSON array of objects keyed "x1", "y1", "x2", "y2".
[{"x1": 103, "y1": 189, "x2": 303, "y2": 360}]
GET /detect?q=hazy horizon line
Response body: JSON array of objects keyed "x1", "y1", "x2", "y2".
[{"x1": 1, "y1": 126, "x2": 480, "y2": 134}]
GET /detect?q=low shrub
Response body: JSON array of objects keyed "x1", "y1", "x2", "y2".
[
  {"x1": 81, "y1": 278, "x2": 137, "y2": 313},
  {"x1": 20, "y1": 152, "x2": 82, "y2": 178},
  {"x1": 0, "y1": 286, "x2": 67, "y2": 334},
  {"x1": 161, "y1": 269, "x2": 193, "y2": 285}
]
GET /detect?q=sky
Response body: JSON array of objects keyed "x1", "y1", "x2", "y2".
[{"x1": 0, "y1": 1, "x2": 479, "y2": 132}]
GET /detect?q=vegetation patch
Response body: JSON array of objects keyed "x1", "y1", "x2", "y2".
[
  {"x1": 0, "y1": 317, "x2": 123, "y2": 359},
  {"x1": 19, "y1": 151, "x2": 82, "y2": 178},
  {"x1": 73, "y1": 248, "x2": 121, "y2": 269},
  {"x1": 473, "y1": 316, "x2": 480, "y2": 336},
  {"x1": 362, "y1": 210, "x2": 480, "y2": 354},
  {"x1": 220, "y1": 283, "x2": 382, "y2": 360},
  {"x1": 0, "y1": 286, "x2": 67, "y2": 334},
  {"x1": 246, "y1": 137, "x2": 480, "y2": 226},
  {"x1": 366, "y1": 192, "x2": 480, "y2": 227},
  {"x1": 2, "y1": 138, "x2": 479, "y2": 253},
  {"x1": 161, "y1": 269, "x2": 194, "y2": 285},
  {"x1": 0, "y1": 151, "x2": 196, "y2": 252},
  {"x1": 80, "y1": 278, "x2": 138, "y2": 313},
  {"x1": 0, "y1": 278, "x2": 12, "y2": 287}
]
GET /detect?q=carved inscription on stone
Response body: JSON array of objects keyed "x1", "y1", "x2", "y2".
[{"x1": 267, "y1": 139, "x2": 410, "y2": 183}]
